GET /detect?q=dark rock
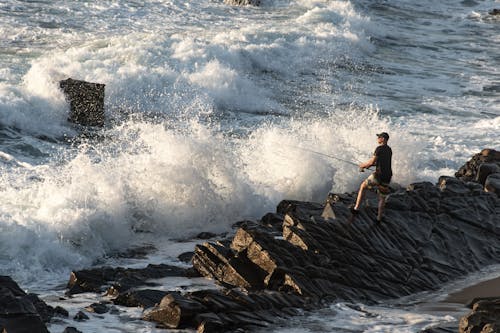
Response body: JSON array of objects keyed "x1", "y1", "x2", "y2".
[
  {"x1": 113, "y1": 289, "x2": 169, "y2": 308},
  {"x1": 489, "y1": 9, "x2": 500, "y2": 15},
  {"x1": 73, "y1": 311, "x2": 89, "y2": 321},
  {"x1": 62, "y1": 327, "x2": 83, "y2": 333},
  {"x1": 84, "y1": 302, "x2": 109, "y2": 314},
  {"x1": 143, "y1": 292, "x2": 207, "y2": 328},
  {"x1": 459, "y1": 298, "x2": 500, "y2": 333},
  {"x1": 26, "y1": 293, "x2": 56, "y2": 322},
  {"x1": 0, "y1": 276, "x2": 50, "y2": 333},
  {"x1": 196, "y1": 232, "x2": 217, "y2": 240},
  {"x1": 59, "y1": 78, "x2": 105, "y2": 127},
  {"x1": 477, "y1": 163, "x2": 500, "y2": 185},
  {"x1": 66, "y1": 264, "x2": 189, "y2": 295},
  {"x1": 485, "y1": 173, "x2": 500, "y2": 195},
  {"x1": 110, "y1": 244, "x2": 157, "y2": 259},
  {"x1": 54, "y1": 306, "x2": 69, "y2": 318},
  {"x1": 178, "y1": 252, "x2": 194, "y2": 263},
  {"x1": 455, "y1": 149, "x2": 500, "y2": 183}
]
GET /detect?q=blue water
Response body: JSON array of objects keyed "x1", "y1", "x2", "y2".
[{"x1": 1, "y1": 0, "x2": 499, "y2": 332}]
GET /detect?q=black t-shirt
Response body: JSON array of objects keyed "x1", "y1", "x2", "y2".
[{"x1": 374, "y1": 144, "x2": 392, "y2": 183}]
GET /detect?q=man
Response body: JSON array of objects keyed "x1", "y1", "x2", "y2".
[{"x1": 350, "y1": 132, "x2": 392, "y2": 223}]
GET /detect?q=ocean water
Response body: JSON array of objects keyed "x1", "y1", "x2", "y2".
[{"x1": 1, "y1": 0, "x2": 499, "y2": 332}]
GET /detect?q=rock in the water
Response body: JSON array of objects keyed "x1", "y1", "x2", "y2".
[
  {"x1": 143, "y1": 292, "x2": 207, "y2": 328},
  {"x1": 62, "y1": 327, "x2": 83, "y2": 333},
  {"x1": 113, "y1": 289, "x2": 169, "y2": 308},
  {"x1": 0, "y1": 276, "x2": 50, "y2": 333},
  {"x1": 459, "y1": 298, "x2": 500, "y2": 333},
  {"x1": 66, "y1": 264, "x2": 188, "y2": 295},
  {"x1": 60, "y1": 78, "x2": 105, "y2": 127}
]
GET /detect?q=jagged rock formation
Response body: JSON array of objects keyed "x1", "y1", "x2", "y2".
[
  {"x1": 4, "y1": 150, "x2": 500, "y2": 333},
  {"x1": 0, "y1": 276, "x2": 51, "y2": 333},
  {"x1": 456, "y1": 148, "x2": 500, "y2": 195},
  {"x1": 460, "y1": 297, "x2": 500, "y2": 333},
  {"x1": 60, "y1": 78, "x2": 105, "y2": 127},
  {"x1": 65, "y1": 263, "x2": 195, "y2": 295},
  {"x1": 137, "y1": 157, "x2": 500, "y2": 331}
]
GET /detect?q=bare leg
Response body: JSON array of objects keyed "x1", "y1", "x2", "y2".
[
  {"x1": 377, "y1": 194, "x2": 386, "y2": 222},
  {"x1": 354, "y1": 181, "x2": 368, "y2": 211}
]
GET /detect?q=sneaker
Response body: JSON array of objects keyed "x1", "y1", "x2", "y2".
[{"x1": 349, "y1": 205, "x2": 359, "y2": 214}]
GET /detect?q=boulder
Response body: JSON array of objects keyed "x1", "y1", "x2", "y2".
[
  {"x1": 0, "y1": 276, "x2": 50, "y2": 333},
  {"x1": 485, "y1": 173, "x2": 500, "y2": 195},
  {"x1": 60, "y1": 78, "x2": 105, "y2": 127},
  {"x1": 455, "y1": 149, "x2": 500, "y2": 183},
  {"x1": 66, "y1": 263, "x2": 189, "y2": 295},
  {"x1": 459, "y1": 298, "x2": 500, "y2": 333}
]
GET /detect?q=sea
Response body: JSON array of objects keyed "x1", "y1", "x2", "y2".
[{"x1": 1, "y1": 0, "x2": 499, "y2": 332}]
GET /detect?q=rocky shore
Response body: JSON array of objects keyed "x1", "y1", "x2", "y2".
[{"x1": 1, "y1": 149, "x2": 500, "y2": 333}]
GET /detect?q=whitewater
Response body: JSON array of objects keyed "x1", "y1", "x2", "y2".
[{"x1": 0, "y1": 0, "x2": 499, "y2": 332}]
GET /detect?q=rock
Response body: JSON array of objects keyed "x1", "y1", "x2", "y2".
[
  {"x1": 73, "y1": 311, "x2": 89, "y2": 321},
  {"x1": 53, "y1": 306, "x2": 69, "y2": 318},
  {"x1": 489, "y1": 9, "x2": 500, "y2": 15},
  {"x1": 459, "y1": 298, "x2": 500, "y2": 333},
  {"x1": 143, "y1": 292, "x2": 207, "y2": 328},
  {"x1": 455, "y1": 149, "x2": 500, "y2": 183},
  {"x1": 196, "y1": 232, "x2": 217, "y2": 240},
  {"x1": 62, "y1": 327, "x2": 83, "y2": 333},
  {"x1": 485, "y1": 173, "x2": 500, "y2": 195},
  {"x1": 178, "y1": 252, "x2": 194, "y2": 263},
  {"x1": 184, "y1": 154, "x2": 500, "y2": 331},
  {"x1": 477, "y1": 163, "x2": 500, "y2": 185},
  {"x1": 66, "y1": 264, "x2": 189, "y2": 295},
  {"x1": 84, "y1": 302, "x2": 109, "y2": 314},
  {"x1": 59, "y1": 78, "x2": 105, "y2": 127},
  {"x1": 0, "y1": 276, "x2": 50, "y2": 333},
  {"x1": 113, "y1": 289, "x2": 169, "y2": 308}
]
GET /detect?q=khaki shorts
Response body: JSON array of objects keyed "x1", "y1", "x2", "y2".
[{"x1": 365, "y1": 173, "x2": 391, "y2": 196}]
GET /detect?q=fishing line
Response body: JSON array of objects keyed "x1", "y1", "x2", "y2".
[{"x1": 277, "y1": 143, "x2": 371, "y2": 170}]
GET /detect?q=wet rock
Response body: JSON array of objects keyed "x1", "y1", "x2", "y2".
[
  {"x1": 0, "y1": 276, "x2": 50, "y2": 333},
  {"x1": 53, "y1": 306, "x2": 69, "y2": 318},
  {"x1": 84, "y1": 302, "x2": 109, "y2": 314},
  {"x1": 178, "y1": 251, "x2": 194, "y2": 263},
  {"x1": 113, "y1": 289, "x2": 169, "y2": 308},
  {"x1": 143, "y1": 288, "x2": 308, "y2": 332},
  {"x1": 73, "y1": 311, "x2": 89, "y2": 321},
  {"x1": 60, "y1": 78, "x2": 105, "y2": 127},
  {"x1": 62, "y1": 327, "x2": 83, "y2": 333},
  {"x1": 459, "y1": 298, "x2": 500, "y2": 333},
  {"x1": 143, "y1": 292, "x2": 207, "y2": 328},
  {"x1": 196, "y1": 232, "x2": 217, "y2": 239},
  {"x1": 66, "y1": 264, "x2": 189, "y2": 295},
  {"x1": 489, "y1": 9, "x2": 500, "y2": 15}
]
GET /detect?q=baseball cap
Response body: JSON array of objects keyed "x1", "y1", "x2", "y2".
[{"x1": 376, "y1": 132, "x2": 389, "y2": 140}]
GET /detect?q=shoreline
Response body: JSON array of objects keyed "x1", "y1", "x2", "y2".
[{"x1": 444, "y1": 275, "x2": 500, "y2": 305}]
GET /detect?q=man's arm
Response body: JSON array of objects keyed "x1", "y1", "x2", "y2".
[{"x1": 359, "y1": 155, "x2": 377, "y2": 170}]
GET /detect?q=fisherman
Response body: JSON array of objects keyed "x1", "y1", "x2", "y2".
[{"x1": 350, "y1": 132, "x2": 392, "y2": 223}]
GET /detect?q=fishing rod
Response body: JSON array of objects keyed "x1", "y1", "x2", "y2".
[{"x1": 280, "y1": 144, "x2": 371, "y2": 171}]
